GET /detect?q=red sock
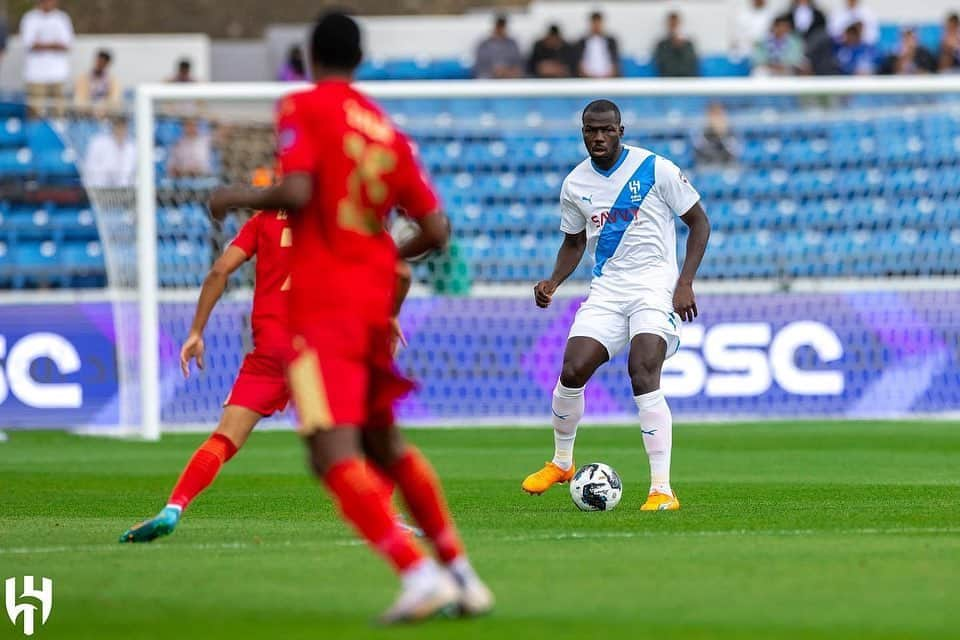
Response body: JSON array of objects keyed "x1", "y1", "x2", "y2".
[
  {"x1": 168, "y1": 433, "x2": 238, "y2": 510},
  {"x1": 389, "y1": 447, "x2": 465, "y2": 564},
  {"x1": 324, "y1": 457, "x2": 424, "y2": 573},
  {"x1": 366, "y1": 462, "x2": 397, "y2": 504}
]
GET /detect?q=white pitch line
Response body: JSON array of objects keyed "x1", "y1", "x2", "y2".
[{"x1": 1, "y1": 526, "x2": 957, "y2": 556}]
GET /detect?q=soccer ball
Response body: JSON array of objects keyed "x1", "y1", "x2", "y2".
[
  {"x1": 389, "y1": 212, "x2": 432, "y2": 262},
  {"x1": 569, "y1": 463, "x2": 623, "y2": 512}
]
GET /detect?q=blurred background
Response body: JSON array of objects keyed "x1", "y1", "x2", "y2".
[{"x1": 0, "y1": 0, "x2": 958, "y2": 434}]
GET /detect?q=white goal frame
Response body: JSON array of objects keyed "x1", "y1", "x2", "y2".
[{"x1": 133, "y1": 75, "x2": 960, "y2": 440}]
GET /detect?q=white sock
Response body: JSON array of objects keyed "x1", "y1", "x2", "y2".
[
  {"x1": 448, "y1": 556, "x2": 478, "y2": 584},
  {"x1": 551, "y1": 381, "x2": 584, "y2": 471},
  {"x1": 401, "y1": 558, "x2": 440, "y2": 591},
  {"x1": 634, "y1": 389, "x2": 673, "y2": 495}
]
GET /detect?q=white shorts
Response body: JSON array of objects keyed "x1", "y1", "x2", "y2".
[{"x1": 568, "y1": 296, "x2": 681, "y2": 360}]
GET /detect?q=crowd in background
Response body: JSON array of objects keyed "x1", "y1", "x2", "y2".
[
  {"x1": 742, "y1": 0, "x2": 960, "y2": 76},
  {"x1": 471, "y1": 1, "x2": 960, "y2": 79}
]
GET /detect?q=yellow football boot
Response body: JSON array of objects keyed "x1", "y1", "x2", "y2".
[
  {"x1": 640, "y1": 490, "x2": 681, "y2": 511},
  {"x1": 521, "y1": 462, "x2": 576, "y2": 495}
]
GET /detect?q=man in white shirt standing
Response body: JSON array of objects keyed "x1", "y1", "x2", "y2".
[
  {"x1": 83, "y1": 116, "x2": 136, "y2": 188},
  {"x1": 829, "y1": 0, "x2": 878, "y2": 45},
  {"x1": 576, "y1": 11, "x2": 621, "y2": 78},
  {"x1": 20, "y1": 0, "x2": 74, "y2": 117},
  {"x1": 521, "y1": 100, "x2": 711, "y2": 511},
  {"x1": 731, "y1": 0, "x2": 774, "y2": 58}
]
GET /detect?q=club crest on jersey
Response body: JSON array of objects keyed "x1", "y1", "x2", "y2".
[{"x1": 628, "y1": 180, "x2": 643, "y2": 202}]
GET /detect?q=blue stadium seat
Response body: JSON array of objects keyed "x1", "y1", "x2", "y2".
[
  {"x1": 60, "y1": 242, "x2": 106, "y2": 287},
  {"x1": 700, "y1": 56, "x2": 751, "y2": 77},
  {"x1": 13, "y1": 241, "x2": 61, "y2": 287},
  {"x1": 621, "y1": 57, "x2": 656, "y2": 78}
]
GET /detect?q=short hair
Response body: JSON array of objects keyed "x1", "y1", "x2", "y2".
[
  {"x1": 582, "y1": 99, "x2": 621, "y2": 124},
  {"x1": 96, "y1": 49, "x2": 112, "y2": 62},
  {"x1": 547, "y1": 24, "x2": 561, "y2": 36},
  {"x1": 311, "y1": 11, "x2": 363, "y2": 71},
  {"x1": 667, "y1": 11, "x2": 680, "y2": 21},
  {"x1": 590, "y1": 11, "x2": 604, "y2": 21},
  {"x1": 948, "y1": 12, "x2": 960, "y2": 24},
  {"x1": 495, "y1": 14, "x2": 508, "y2": 29},
  {"x1": 178, "y1": 58, "x2": 192, "y2": 71},
  {"x1": 773, "y1": 14, "x2": 791, "y2": 26}
]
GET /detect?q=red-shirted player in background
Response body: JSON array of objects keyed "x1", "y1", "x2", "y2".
[
  {"x1": 201, "y1": 12, "x2": 493, "y2": 624},
  {"x1": 119, "y1": 209, "x2": 293, "y2": 543}
]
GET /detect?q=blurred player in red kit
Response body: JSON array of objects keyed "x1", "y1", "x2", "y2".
[{"x1": 203, "y1": 12, "x2": 493, "y2": 624}]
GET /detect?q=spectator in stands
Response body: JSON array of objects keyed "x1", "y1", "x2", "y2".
[
  {"x1": 278, "y1": 45, "x2": 308, "y2": 82},
  {"x1": 881, "y1": 27, "x2": 936, "y2": 75},
  {"x1": 83, "y1": 115, "x2": 136, "y2": 188},
  {"x1": 753, "y1": 14, "x2": 808, "y2": 76},
  {"x1": 575, "y1": 11, "x2": 621, "y2": 78},
  {"x1": 167, "y1": 118, "x2": 213, "y2": 178},
  {"x1": 694, "y1": 102, "x2": 740, "y2": 167},
  {"x1": 20, "y1": 0, "x2": 74, "y2": 118},
  {"x1": 835, "y1": 21, "x2": 877, "y2": 75},
  {"x1": 787, "y1": 0, "x2": 828, "y2": 43},
  {"x1": 529, "y1": 24, "x2": 574, "y2": 78},
  {"x1": 473, "y1": 14, "x2": 524, "y2": 79},
  {"x1": 168, "y1": 58, "x2": 196, "y2": 83},
  {"x1": 806, "y1": 27, "x2": 842, "y2": 75},
  {"x1": 0, "y1": 7, "x2": 8, "y2": 68},
  {"x1": 74, "y1": 49, "x2": 122, "y2": 117},
  {"x1": 731, "y1": 0, "x2": 774, "y2": 59},
  {"x1": 829, "y1": 0, "x2": 878, "y2": 46},
  {"x1": 938, "y1": 13, "x2": 960, "y2": 72},
  {"x1": 652, "y1": 11, "x2": 699, "y2": 77}
]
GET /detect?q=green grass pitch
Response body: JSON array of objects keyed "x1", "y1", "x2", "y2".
[{"x1": 1, "y1": 422, "x2": 958, "y2": 640}]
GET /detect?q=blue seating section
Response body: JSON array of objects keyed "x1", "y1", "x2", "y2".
[
  {"x1": 3, "y1": 83, "x2": 960, "y2": 289},
  {"x1": 0, "y1": 101, "x2": 100, "y2": 288},
  {"x1": 383, "y1": 93, "x2": 960, "y2": 283}
]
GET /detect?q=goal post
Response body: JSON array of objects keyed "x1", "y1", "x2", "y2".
[{"x1": 118, "y1": 76, "x2": 960, "y2": 439}]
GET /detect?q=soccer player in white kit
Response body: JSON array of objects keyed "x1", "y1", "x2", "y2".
[{"x1": 521, "y1": 99, "x2": 711, "y2": 511}]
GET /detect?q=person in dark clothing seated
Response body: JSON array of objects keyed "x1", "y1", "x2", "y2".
[
  {"x1": 529, "y1": 24, "x2": 574, "y2": 78},
  {"x1": 880, "y1": 27, "x2": 937, "y2": 75}
]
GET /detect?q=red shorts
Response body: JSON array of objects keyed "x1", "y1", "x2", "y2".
[
  {"x1": 224, "y1": 350, "x2": 290, "y2": 417},
  {"x1": 287, "y1": 316, "x2": 414, "y2": 433}
]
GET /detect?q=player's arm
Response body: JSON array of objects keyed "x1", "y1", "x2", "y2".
[
  {"x1": 180, "y1": 245, "x2": 250, "y2": 378},
  {"x1": 674, "y1": 202, "x2": 711, "y2": 322},
  {"x1": 208, "y1": 174, "x2": 312, "y2": 221},
  {"x1": 534, "y1": 230, "x2": 587, "y2": 309},
  {"x1": 389, "y1": 261, "x2": 413, "y2": 353}
]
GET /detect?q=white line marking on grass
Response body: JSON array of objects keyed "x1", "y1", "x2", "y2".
[
  {"x1": 1, "y1": 526, "x2": 956, "y2": 556},
  {"x1": 497, "y1": 526, "x2": 960, "y2": 543}
]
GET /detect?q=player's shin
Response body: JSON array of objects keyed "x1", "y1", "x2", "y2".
[
  {"x1": 167, "y1": 433, "x2": 239, "y2": 511},
  {"x1": 552, "y1": 381, "x2": 585, "y2": 471},
  {"x1": 634, "y1": 389, "x2": 673, "y2": 496},
  {"x1": 386, "y1": 447, "x2": 464, "y2": 564},
  {"x1": 323, "y1": 457, "x2": 426, "y2": 573}
]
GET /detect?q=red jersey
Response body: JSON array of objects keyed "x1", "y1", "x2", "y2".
[
  {"x1": 229, "y1": 210, "x2": 292, "y2": 352},
  {"x1": 276, "y1": 80, "x2": 439, "y2": 328}
]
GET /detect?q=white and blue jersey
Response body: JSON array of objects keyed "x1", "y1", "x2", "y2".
[
  {"x1": 560, "y1": 145, "x2": 700, "y2": 358},
  {"x1": 560, "y1": 144, "x2": 700, "y2": 305}
]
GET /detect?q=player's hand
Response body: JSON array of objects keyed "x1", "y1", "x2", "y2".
[
  {"x1": 389, "y1": 317, "x2": 408, "y2": 356},
  {"x1": 673, "y1": 280, "x2": 698, "y2": 322},
  {"x1": 208, "y1": 188, "x2": 235, "y2": 222},
  {"x1": 534, "y1": 280, "x2": 558, "y2": 308},
  {"x1": 180, "y1": 333, "x2": 205, "y2": 378}
]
